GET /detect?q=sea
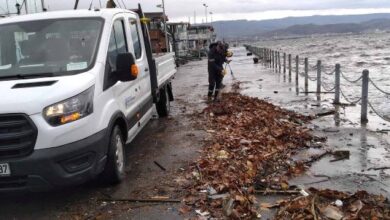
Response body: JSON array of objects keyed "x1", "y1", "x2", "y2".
[{"x1": 253, "y1": 32, "x2": 390, "y2": 118}]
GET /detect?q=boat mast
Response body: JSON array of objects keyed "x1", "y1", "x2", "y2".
[
  {"x1": 5, "y1": 0, "x2": 10, "y2": 15},
  {"x1": 41, "y1": 0, "x2": 46, "y2": 11},
  {"x1": 74, "y1": 0, "x2": 80, "y2": 9},
  {"x1": 25, "y1": 0, "x2": 28, "y2": 14}
]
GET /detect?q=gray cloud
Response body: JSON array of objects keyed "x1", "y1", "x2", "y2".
[{"x1": 1, "y1": 0, "x2": 390, "y2": 21}]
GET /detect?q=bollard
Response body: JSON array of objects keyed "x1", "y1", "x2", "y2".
[
  {"x1": 283, "y1": 53, "x2": 286, "y2": 74},
  {"x1": 361, "y1": 70, "x2": 369, "y2": 123},
  {"x1": 334, "y1": 64, "x2": 341, "y2": 104},
  {"x1": 278, "y1": 51, "x2": 282, "y2": 73},
  {"x1": 304, "y1": 58, "x2": 308, "y2": 93},
  {"x1": 288, "y1": 54, "x2": 292, "y2": 81},
  {"x1": 295, "y1": 55, "x2": 299, "y2": 86},
  {"x1": 317, "y1": 60, "x2": 321, "y2": 94}
]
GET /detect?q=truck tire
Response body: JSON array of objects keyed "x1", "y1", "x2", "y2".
[
  {"x1": 156, "y1": 85, "x2": 170, "y2": 117},
  {"x1": 101, "y1": 125, "x2": 126, "y2": 184}
]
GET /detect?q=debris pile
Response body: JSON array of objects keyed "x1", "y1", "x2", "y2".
[
  {"x1": 276, "y1": 188, "x2": 390, "y2": 219},
  {"x1": 182, "y1": 92, "x2": 317, "y2": 218}
]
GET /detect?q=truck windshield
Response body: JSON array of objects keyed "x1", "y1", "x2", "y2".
[{"x1": 0, "y1": 18, "x2": 103, "y2": 79}]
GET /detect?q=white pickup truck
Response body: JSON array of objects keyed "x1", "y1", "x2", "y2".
[{"x1": 0, "y1": 6, "x2": 176, "y2": 191}]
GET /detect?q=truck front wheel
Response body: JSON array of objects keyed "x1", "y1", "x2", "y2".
[
  {"x1": 101, "y1": 125, "x2": 126, "y2": 184},
  {"x1": 156, "y1": 85, "x2": 171, "y2": 117}
]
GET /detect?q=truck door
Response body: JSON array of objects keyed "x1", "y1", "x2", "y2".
[
  {"x1": 125, "y1": 15, "x2": 152, "y2": 121},
  {"x1": 108, "y1": 18, "x2": 141, "y2": 127}
]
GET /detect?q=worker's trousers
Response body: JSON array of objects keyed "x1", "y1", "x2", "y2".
[{"x1": 208, "y1": 70, "x2": 223, "y2": 97}]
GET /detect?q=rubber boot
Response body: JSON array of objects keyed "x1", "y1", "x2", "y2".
[
  {"x1": 214, "y1": 91, "x2": 220, "y2": 102},
  {"x1": 207, "y1": 91, "x2": 213, "y2": 102}
]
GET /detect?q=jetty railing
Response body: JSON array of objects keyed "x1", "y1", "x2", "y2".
[{"x1": 245, "y1": 45, "x2": 390, "y2": 124}]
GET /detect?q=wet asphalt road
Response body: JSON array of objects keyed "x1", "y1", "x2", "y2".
[
  {"x1": 0, "y1": 56, "x2": 209, "y2": 220},
  {"x1": 1, "y1": 47, "x2": 390, "y2": 219}
]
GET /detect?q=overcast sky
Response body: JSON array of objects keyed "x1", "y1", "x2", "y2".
[{"x1": 2, "y1": 0, "x2": 390, "y2": 22}]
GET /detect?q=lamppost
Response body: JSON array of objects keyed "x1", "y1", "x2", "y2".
[
  {"x1": 203, "y1": 3, "x2": 208, "y2": 23},
  {"x1": 157, "y1": 1, "x2": 169, "y2": 52},
  {"x1": 5, "y1": 0, "x2": 9, "y2": 15},
  {"x1": 209, "y1": 11, "x2": 213, "y2": 23}
]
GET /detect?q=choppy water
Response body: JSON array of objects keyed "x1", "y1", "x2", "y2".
[{"x1": 254, "y1": 32, "x2": 390, "y2": 118}]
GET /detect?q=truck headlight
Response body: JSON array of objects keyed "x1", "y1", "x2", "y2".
[{"x1": 44, "y1": 86, "x2": 94, "y2": 126}]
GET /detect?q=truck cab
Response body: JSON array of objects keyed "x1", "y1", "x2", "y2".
[{"x1": 0, "y1": 8, "x2": 176, "y2": 191}]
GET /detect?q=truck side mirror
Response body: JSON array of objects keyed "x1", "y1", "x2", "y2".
[{"x1": 115, "y1": 53, "x2": 138, "y2": 82}]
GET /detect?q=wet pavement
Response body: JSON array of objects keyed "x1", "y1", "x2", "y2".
[
  {"x1": 232, "y1": 47, "x2": 390, "y2": 195},
  {"x1": 0, "y1": 57, "x2": 209, "y2": 219},
  {"x1": 230, "y1": 47, "x2": 390, "y2": 218},
  {"x1": 1, "y1": 47, "x2": 389, "y2": 219}
]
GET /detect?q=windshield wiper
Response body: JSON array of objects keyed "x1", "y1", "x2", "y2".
[{"x1": 0, "y1": 72, "x2": 55, "y2": 80}]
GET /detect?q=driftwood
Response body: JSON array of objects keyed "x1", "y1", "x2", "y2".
[
  {"x1": 153, "y1": 161, "x2": 167, "y2": 171},
  {"x1": 255, "y1": 190, "x2": 301, "y2": 195},
  {"x1": 101, "y1": 198, "x2": 181, "y2": 203},
  {"x1": 304, "y1": 151, "x2": 332, "y2": 165},
  {"x1": 367, "y1": 166, "x2": 390, "y2": 171},
  {"x1": 316, "y1": 110, "x2": 336, "y2": 117}
]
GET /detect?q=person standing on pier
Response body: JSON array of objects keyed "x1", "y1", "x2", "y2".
[{"x1": 207, "y1": 42, "x2": 225, "y2": 101}]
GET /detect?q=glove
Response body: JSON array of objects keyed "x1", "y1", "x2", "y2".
[
  {"x1": 221, "y1": 69, "x2": 227, "y2": 76},
  {"x1": 226, "y1": 51, "x2": 233, "y2": 57}
]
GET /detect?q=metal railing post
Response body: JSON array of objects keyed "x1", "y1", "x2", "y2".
[
  {"x1": 317, "y1": 60, "x2": 321, "y2": 94},
  {"x1": 269, "y1": 49, "x2": 271, "y2": 68},
  {"x1": 278, "y1": 51, "x2": 282, "y2": 73},
  {"x1": 305, "y1": 58, "x2": 308, "y2": 93},
  {"x1": 272, "y1": 50, "x2": 274, "y2": 69},
  {"x1": 283, "y1": 53, "x2": 286, "y2": 74},
  {"x1": 361, "y1": 70, "x2": 369, "y2": 123},
  {"x1": 274, "y1": 51, "x2": 277, "y2": 71},
  {"x1": 288, "y1": 54, "x2": 292, "y2": 81},
  {"x1": 295, "y1": 55, "x2": 299, "y2": 86},
  {"x1": 273, "y1": 50, "x2": 275, "y2": 69},
  {"x1": 269, "y1": 49, "x2": 272, "y2": 68},
  {"x1": 261, "y1": 48, "x2": 264, "y2": 60},
  {"x1": 334, "y1": 64, "x2": 341, "y2": 104}
]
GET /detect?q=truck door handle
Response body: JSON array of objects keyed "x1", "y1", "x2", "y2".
[{"x1": 145, "y1": 68, "x2": 149, "y2": 72}]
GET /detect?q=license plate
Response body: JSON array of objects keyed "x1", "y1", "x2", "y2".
[{"x1": 0, "y1": 163, "x2": 10, "y2": 176}]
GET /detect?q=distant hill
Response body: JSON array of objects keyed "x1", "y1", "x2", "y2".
[
  {"x1": 213, "y1": 13, "x2": 390, "y2": 39},
  {"x1": 260, "y1": 18, "x2": 390, "y2": 38}
]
